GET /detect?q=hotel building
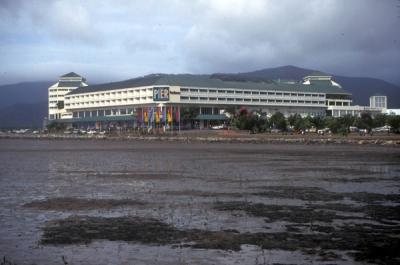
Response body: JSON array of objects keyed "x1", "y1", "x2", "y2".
[{"x1": 48, "y1": 71, "x2": 375, "y2": 128}]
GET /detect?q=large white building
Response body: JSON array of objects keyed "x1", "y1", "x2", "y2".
[
  {"x1": 328, "y1": 95, "x2": 387, "y2": 118},
  {"x1": 48, "y1": 72, "x2": 88, "y2": 120},
  {"x1": 48, "y1": 71, "x2": 383, "y2": 128}
]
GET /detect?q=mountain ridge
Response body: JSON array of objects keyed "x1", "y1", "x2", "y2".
[{"x1": 0, "y1": 66, "x2": 399, "y2": 128}]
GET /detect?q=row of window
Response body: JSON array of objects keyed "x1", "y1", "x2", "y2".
[
  {"x1": 65, "y1": 97, "x2": 153, "y2": 107},
  {"x1": 181, "y1": 88, "x2": 324, "y2": 98},
  {"x1": 66, "y1": 88, "x2": 153, "y2": 100},
  {"x1": 72, "y1": 108, "x2": 135, "y2": 118},
  {"x1": 180, "y1": 96, "x2": 324, "y2": 105},
  {"x1": 49, "y1": 89, "x2": 73, "y2": 92},
  {"x1": 328, "y1": 101, "x2": 350, "y2": 106}
]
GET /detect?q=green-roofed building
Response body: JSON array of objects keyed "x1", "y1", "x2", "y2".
[{"x1": 49, "y1": 72, "x2": 357, "y2": 129}]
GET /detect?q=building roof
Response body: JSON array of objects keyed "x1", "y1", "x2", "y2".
[
  {"x1": 58, "y1": 81, "x2": 85, "y2": 87},
  {"x1": 67, "y1": 74, "x2": 350, "y2": 95},
  {"x1": 61, "y1": 72, "x2": 82, "y2": 78},
  {"x1": 307, "y1": 71, "x2": 331, "y2": 77}
]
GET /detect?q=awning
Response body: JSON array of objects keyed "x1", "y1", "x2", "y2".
[{"x1": 194, "y1": 114, "x2": 228, "y2": 121}]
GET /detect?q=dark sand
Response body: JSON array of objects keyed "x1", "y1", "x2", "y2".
[{"x1": 0, "y1": 139, "x2": 399, "y2": 264}]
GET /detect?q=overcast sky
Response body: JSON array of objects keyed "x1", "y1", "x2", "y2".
[{"x1": 0, "y1": 0, "x2": 399, "y2": 85}]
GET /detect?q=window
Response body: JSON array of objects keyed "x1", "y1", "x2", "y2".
[
  {"x1": 181, "y1": 96, "x2": 189, "y2": 100},
  {"x1": 181, "y1": 88, "x2": 189, "y2": 92}
]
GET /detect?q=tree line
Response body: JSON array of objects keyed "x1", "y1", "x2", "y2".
[{"x1": 230, "y1": 108, "x2": 400, "y2": 134}]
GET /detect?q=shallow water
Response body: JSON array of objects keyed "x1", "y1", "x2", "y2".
[{"x1": 0, "y1": 139, "x2": 399, "y2": 264}]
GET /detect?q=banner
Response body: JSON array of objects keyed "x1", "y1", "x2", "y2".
[
  {"x1": 144, "y1": 108, "x2": 148, "y2": 123},
  {"x1": 162, "y1": 107, "x2": 166, "y2": 123},
  {"x1": 167, "y1": 106, "x2": 172, "y2": 123},
  {"x1": 175, "y1": 106, "x2": 180, "y2": 123},
  {"x1": 149, "y1": 107, "x2": 154, "y2": 124},
  {"x1": 155, "y1": 107, "x2": 160, "y2": 124}
]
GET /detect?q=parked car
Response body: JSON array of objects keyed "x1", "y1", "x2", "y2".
[
  {"x1": 211, "y1": 124, "x2": 226, "y2": 130},
  {"x1": 317, "y1": 128, "x2": 331, "y2": 135},
  {"x1": 349, "y1": 126, "x2": 359, "y2": 133},
  {"x1": 270, "y1": 129, "x2": 282, "y2": 133},
  {"x1": 372, "y1": 125, "x2": 391, "y2": 133}
]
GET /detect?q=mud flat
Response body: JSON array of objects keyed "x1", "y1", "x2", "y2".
[
  {"x1": 0, "y1": 138, "x2": 399, "y2": 264},
  {"x1": 2, "y1": 131, "x2": 400, "y2": 146}
]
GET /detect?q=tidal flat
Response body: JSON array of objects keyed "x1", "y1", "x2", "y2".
[{"x1": 0, "y1": 139, "x2": 399, "y2": 265}]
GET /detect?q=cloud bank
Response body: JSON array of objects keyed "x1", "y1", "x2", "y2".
[{"x1": 0, "y1": 0, "x2": 399, "y2": 84}]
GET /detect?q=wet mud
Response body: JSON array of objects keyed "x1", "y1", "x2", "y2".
[
  {"x1": 1, "y1": 139, "x2": 399, "y2": 265},
  {"x1": 41, "y1": 215, "x2": 400, "y2": 265},
  {"x1": 24, "y1": 198, "x2": 146, "y2": 211}
]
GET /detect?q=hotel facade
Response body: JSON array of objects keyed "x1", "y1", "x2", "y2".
[{"x1": 48, "y1": 72, "x2": 386, "y2": 129}]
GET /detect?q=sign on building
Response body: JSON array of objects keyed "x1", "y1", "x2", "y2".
[{"x1": 153, "y1": 87, "x2": 169, "y2": 101}]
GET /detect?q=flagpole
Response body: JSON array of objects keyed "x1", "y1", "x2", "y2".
[
  {"x1": 178, "y1": 105, "x2": 181, "y2": 134},
  {"x1": 171, "y1": 105, "x2": 173, "y2": 133}
]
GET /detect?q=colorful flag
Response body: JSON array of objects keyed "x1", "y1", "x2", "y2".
[
  {"x1": 155, "y1": 107, "x2": 160, "y2": 124},
  {"x1": 175, "y1": 106, "x2": 180, "y2": 123},
  {"x1": 167, "y1": 106, "x2": 172, "y2": 123},
  {"x1": 149, "y1": 107, "x2": 154, "y2": 123},
  {"x1": 144, "y1": 108, "x2": 148, "y2": 123},
  {"x1": 162, "y1": 107, "x2": 166, "y2": 123}
]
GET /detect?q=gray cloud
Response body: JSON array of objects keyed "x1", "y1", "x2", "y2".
[
  {"x1": 0, "y1": 0, "x2": 399, "y2": 85},
  {"x1": 183, "y1": 0, "x2": 400, "y2": 82}
]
